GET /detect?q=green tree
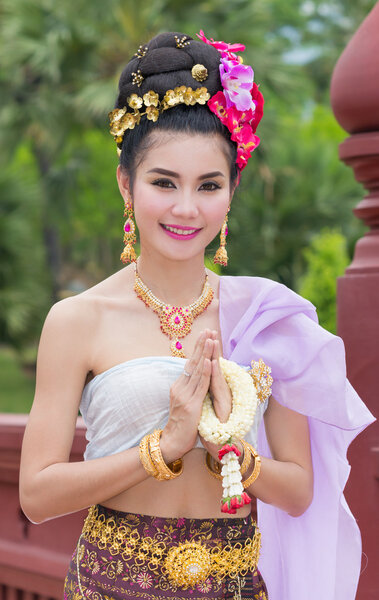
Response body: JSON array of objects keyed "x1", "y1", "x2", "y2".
[
  {"x1": 297, "y1": 227, "x2": 349, "y2": 333},
  {"x1": 226, "y1": 104, "x2": 364, "y2": 288},
  {"x1": 0, "y1": 152, "x2": 50, "y2": 348}
]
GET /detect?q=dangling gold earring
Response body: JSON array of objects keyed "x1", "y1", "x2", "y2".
[
  {"x1": 120, "y1": 195, "x2": 137, "y2": 264},
  {"x1": 213, "y1": 207, "x2": 230, "y2": 267}
]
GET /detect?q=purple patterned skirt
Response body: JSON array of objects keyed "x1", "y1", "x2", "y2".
[{"x1": 64, "y1": 504, "x2": 268, "y2": 600}]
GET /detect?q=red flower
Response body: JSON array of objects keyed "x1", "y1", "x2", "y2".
[
  {"x1": 231, "y1": 496, "x2": 239, "y2": 509},
  {"x1": 230, "y1": 444, "x2": 241, "y2": 457},
  {"x1": 196, "y1": 30, "x2": 245, "y2": 59},
  {"x1": 221, "y1": 497, "x2": 237, "y2": 514},
  {"x1": 250, "y1": 83, "x2": 264, "y2": 133},
  {"x1": 241, "y1": 492, "x2": 251, "y2": 505},
  {"x1": 207, "y1": 92, "x2": 229, "y2": 126}
]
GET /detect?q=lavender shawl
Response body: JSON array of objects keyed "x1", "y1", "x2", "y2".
[{"x1": 218, "y1": 275, "x2": 375, "y2": 600}]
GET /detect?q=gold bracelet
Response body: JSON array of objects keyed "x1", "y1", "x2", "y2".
[
  {"x1": 239, "y1": 438, "x2": 253, "y2": 475},
  {"x1": 149, "y1": 429, "x2": 183, "y2": 481},
  {"x1": 205, "y1": 451, "x2": 222, "y2": 479},
  {"x1": 139, "y1": 434, "x2": 158, "y2": 477},
  {"x1": 242, "y1": 443, "x2": 261, "y2": 489},
  {"x1": 205, "y1": 438, "x2": 252, "y2": 480}
]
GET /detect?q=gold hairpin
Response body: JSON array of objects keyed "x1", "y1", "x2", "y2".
[
  {"x1": 131, "y1": 69, "x2": 144, "y2": 87},
  {"x1": 175, "y1": 35, "x2": 190, "y2": 49},
  {"x1": 134, "y1": 44, "x2": 148, "y2": 59},
  {"x1": 191, "y1": 64, "x2": 208, "y2": 82}
]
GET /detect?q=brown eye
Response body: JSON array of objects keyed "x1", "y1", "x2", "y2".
[
  {"x1": 201, "y1": 182, "x2": 220, "y2": 191},
  {"x1": 152, "y1": 179, "x2": 175, "y2": 188}
]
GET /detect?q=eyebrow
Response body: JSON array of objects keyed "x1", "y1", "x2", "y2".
[{"x1": 146, "y1": 168, "x2": 225, "y2": 180}]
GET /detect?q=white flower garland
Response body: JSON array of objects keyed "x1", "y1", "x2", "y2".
[
  {"x1": 198, "y1": 357, "x2": 259, "y2": 444},
  {"x1": 198, "y1": 357, "x2": 262, "y2": 513}
]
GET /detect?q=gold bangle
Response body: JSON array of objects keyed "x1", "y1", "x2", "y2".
[
  {"x1": 239, "y1": 438, "x2": 252, "y2": 475},
  {"x1": 205, "y1": 438, "x2": 251, "y2": 480},
  {"x1": 242, "y1": 443, "x2": 261, "y2": 489},
  {"x1": 149, "y1": 429, "x2": 183, "y2": 480},
  {"x1": 139, "y1": 434, "x2": 158, "y2": 477},
  {"x1": 205, "y1": 451, "x2": 222, "y2": 480}
]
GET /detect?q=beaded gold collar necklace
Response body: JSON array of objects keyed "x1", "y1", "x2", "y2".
[{"x1": 133, "y1": 263, "x2": 214, "y2": 358}]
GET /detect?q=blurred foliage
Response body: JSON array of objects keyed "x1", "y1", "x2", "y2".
[
  {"x1": 0, "y1": 0, "x2": 375, "y2": 367},
  {"x1": 0, "y1": 346, "x2": 35, "y2": 412},
  {"x1": 0, "y1": 147, "x2": 51, "y2": 349},
  {"x1": 297, "y1": 227, "x2": 349, "y2": 333},
  {"x1": 227, "y1": 104, "x2": 365, "y2": 288}
]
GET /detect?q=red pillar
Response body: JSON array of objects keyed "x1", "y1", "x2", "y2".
[{"x1": 330, "y1": 3, "x2": 379, "y2": 598}]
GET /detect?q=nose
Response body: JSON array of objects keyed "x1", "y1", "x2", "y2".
[{"x1": 170, "y1": 191, "x2": 200, "y2": 220}]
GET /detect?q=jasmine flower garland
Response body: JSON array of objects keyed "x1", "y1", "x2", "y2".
[{"x1": 199, "y1": 357, "x2": 271, "y2": 514}]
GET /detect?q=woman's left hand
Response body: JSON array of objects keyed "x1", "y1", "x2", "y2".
[{"x1": 199, "y1": 331, "x2": 233, "y2": 459}]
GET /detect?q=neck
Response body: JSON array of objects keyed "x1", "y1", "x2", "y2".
[{"x1": 135, "y1": 250, "x2": 210, "y2": 306}]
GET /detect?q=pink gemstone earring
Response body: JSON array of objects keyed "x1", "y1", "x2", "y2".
[
  {"x1": 120, "y1": 195, "x2": 137, "y2": 264},
  {"x1": 213, "y1": 208, "x2": 230, "y2": 267}
]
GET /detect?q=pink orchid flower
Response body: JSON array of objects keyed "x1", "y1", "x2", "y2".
[{"x1": 219, "y1": 58, "x2": 255, "y2": 112}]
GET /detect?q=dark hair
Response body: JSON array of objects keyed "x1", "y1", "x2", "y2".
[{"x1": 114, "y1": 31, "x2": 239, "y2": 192}]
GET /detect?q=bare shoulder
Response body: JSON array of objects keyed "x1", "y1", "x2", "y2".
[{"x1": 44, "y1": 266, "x2": 134, "y2": 338}]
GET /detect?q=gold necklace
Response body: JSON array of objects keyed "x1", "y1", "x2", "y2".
[{"x1": 134, "y1": 263, "x2": 214, "y2": 358}]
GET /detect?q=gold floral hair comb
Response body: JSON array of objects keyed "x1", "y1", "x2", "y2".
[{"x1": 109, "y1": 86, "x2": 210, "y2": 145}]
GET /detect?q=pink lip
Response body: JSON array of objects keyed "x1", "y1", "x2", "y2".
[
  {"x1": 160, "y1": 223, "x2": 202, "y2": 240},
  {"x1": 163, "y1": 224, "x2": 201, "y2": 230}
]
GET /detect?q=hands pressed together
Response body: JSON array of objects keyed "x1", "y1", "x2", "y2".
[{"x1": 160, "y1": 329, "x2": 233, "y2": 464}]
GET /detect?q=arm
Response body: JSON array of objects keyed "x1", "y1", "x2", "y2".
[
  {"x1": 20, "y1": 308, "x2": 214, "y2": 525},
  {"x1": 242, "y1": 396, "x2": 314, "y2": 517},
  {"x1": 19, "y1": 296, "x2": 150, "y2": 524},
  {"x1": 196, "y1": 335, "x2": 314, "y2": 517}
]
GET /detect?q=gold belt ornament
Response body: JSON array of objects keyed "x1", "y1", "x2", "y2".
[{"x1": 81, "y1": 505, "x2": 261, "y2": 587}]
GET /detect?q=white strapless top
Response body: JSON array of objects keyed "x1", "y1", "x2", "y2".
[{"x1": 79, "y1": 356, "x2": 268, "y2": 460}]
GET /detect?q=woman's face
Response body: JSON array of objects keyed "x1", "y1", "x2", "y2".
[{"x1": 117, "y1": 132, "x2": 234, "y2": 264}]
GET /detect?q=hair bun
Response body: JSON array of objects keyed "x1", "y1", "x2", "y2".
[{"x1": 139, "y1": 47, "x2": 192, "y2": 76}]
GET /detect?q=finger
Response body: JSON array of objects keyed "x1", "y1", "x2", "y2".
[
  {"x1": 183, "y1": 330, "x2": 207, "y2": 379},
  {"x1": 213, "y1": 338, "x2": 222, "y2": 360},
  {"x1": 210, "y1": 357, "x2": 223, "y2": 392},
  {"x1": 189, "y1": 328, "x2": 212, "y2": 365},
  {"x1": 193, "y1": 356, "x2": 212, "y2": 399},
  {"x1": 210, "y1": 353, "x2": 229, "y2": 397},
  {"x1": 187, "y1": 338, "x2": 212, "y2": 392}
]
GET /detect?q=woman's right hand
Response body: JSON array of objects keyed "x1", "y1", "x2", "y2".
[{"x1": 160, "y1": 330, "x2": 214, "y2": 463}]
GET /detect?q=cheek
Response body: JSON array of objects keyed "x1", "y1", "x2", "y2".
[
  {"x1": 133, "y1": 186, "x2": 165, "y2": 225},
  {"x1": 206, "y1": 196, "x2": 230, "y2": 227}
]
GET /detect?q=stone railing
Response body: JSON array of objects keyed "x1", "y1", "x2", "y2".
[{"x1": 0, "y1": 414, "x2": 87, "y2": 599}]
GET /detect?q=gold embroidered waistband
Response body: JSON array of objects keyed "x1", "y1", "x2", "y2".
[{"x1": 80, "y1": 505, "x2": 261, "y2": 588}]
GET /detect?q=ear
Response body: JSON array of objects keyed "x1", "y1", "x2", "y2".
[
  {"x1": 229, "y1": 182, "x2": 237, "y2": 204},
  {"x1": 116, "y1": 165, "x2": 132, "y2": 201}
]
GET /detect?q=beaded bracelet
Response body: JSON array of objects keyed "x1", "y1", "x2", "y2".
[
  {"x1": 242, "y1": 443, "x2": 261, "y2": 489},
  {"x1": 149, "y1": 429, "x2": 183, "y2": 481}
]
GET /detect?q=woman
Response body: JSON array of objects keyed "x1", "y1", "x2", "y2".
[{"x1": 19, "y1": 31, "x2": 374, "y2": 600}]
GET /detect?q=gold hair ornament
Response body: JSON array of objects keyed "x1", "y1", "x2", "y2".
[
  {"x1": 134, "y1": 44, "x2": 148, "y2": 59},
  {"x1": 131, "y1": 69, "x2": 144, "y2": 87},
  {"x1": 175, "y1": 34, "x2": 191, "y2": 48},
  {"x1": 191, "y1": 63, "x2": 208, "y2": 82},
  {"x1": 109, "y1": 87, "x2": 210, "y2": 147}
]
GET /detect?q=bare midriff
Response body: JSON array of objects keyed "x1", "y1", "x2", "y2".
[{"x1": 101, "y1": 447, "x2": 252, "y2": 520}]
